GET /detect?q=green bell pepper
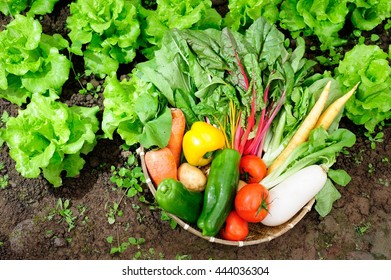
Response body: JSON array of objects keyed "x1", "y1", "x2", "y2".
[
  {"x1": 156, "y1": 178, "x2": 204, "y2": 224},
  {"x1": 197, "y1": 148, "x2": 241, "y2": 237}
]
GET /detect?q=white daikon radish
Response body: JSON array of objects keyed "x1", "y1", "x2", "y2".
[{"x1": 261, "y1": 165, "x2": 327, "y2": 227}]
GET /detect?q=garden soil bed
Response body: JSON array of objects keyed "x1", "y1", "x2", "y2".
[{"x1": 1, "y1": 1, "x2": 390, "y2": 260}]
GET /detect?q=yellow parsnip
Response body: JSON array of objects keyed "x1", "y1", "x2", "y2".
[
  {"x1": 315, "y1": 83, "x2": 359, "y2": 130},
  {"x1": 267, "y1": 81, "x2": 331, "y2": 175}
]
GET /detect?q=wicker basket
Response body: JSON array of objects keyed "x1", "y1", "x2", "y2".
[{"x1": 138, "y1": 146, "x2": 315, "y2": 247}]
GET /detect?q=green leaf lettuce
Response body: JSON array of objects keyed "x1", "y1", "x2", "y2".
[
  {"x1": 0, "y1": 15, "x2": 70, "y2": 105},
  {"x1": 2, "y1": 92, "x2": 99, "y2": 187}
]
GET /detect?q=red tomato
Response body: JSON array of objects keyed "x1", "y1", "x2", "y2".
[
  {"x1": 235, "y1": 183, "x2": 269, "y2": 223},
  {"x1": 239, "y1": 155, "x2": 267, "y2": 183},
  {"x1": 219, "y1": 210, "x2": 249, "y2": 241}
]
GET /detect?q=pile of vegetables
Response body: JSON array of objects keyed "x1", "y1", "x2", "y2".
[
  {"x1": 138, "y1": 18, "x2": 358, "y2": 241},
  {"x1": 144, "y1": 88, "x2": 356, "y2": 240},
  {"x1": 0, "y1": 0, "x2": 389, "y2": 242}
]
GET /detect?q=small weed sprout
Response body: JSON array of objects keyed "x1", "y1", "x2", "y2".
[
  {"x1": 355, "y1": 222, "x2": 371, "y2": 236},
  {"x1": 0, "y1": 162, "x2": 8, "y2": 189},
  {"x1": 365, "y1": 131, "x2": 384, "y2": 150},
  {"x1": 106, "y1": 235, "x2": 145, "y2": 255},
  {"x1": 368, "y1": 163, "x2": 375, "y2": 174},
  {"x1": 110, "y1": 153, "x2": 146, "y2": 199},
  {"x1": 48, "y1": 198, "x2": 78, "y2": 232},
  {"x1": 160, "y1": 211, "x2": 177, "y2": 229},
  {"x1": 106, "y1": 202, "x2": 123, "y2": 225}
]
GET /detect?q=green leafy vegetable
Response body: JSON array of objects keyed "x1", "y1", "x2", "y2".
[
  {"x1": 2, "y1": 92, "x2": 99, "y2": 187},
  {"x1": 315, "y1": 168, "x2": 351, "y2": 216},
  {"x1": 279, "y1": 0, "x2": 350, "y2": 50},
  {"x1": 66, "y1": 0, "x2": 140, "y2": 77},
  {"x1": 0, "y1": 15, "x2": 70, "y2": 105},
  {"x1": 0, "y1": 0, "x2": 60, "y2": 16},
  {"x1": 328, "y1": 168, "x2": 351, "y2": 186},
  {"x1": 335, "y1": 44, "x2": 391, "y2": 133},
  {"x1": 350, "y1": 0, "x2": 391, "y2": 30},
  {"x1": 222, "y1": 0, "x2": 282, "y2": 31},
  {"x1": 138, "y1": 0, "x2": 222, "y2": 58},
  {"x1": 101, "y1": 73, "x2": 171, "y2": 148},
  {"x1": 314, "y1": 179, "x2": 341, "y2": 217}
]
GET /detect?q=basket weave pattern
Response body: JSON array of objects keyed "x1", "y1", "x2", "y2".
[{"x1": 138, "y1": 146, "x2": 315, "y2": 246}]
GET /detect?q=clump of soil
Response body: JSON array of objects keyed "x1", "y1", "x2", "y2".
[{"x1": 1, "y1": 1, "x2": 390, "y2": 260}]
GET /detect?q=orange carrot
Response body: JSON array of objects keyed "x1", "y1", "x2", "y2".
[
  {"x1": 145, "y1": 147, "x2": 178, "y2": 187},
  {"x1": 166, "y1": 108, "x2": 186, "y2": 167}
]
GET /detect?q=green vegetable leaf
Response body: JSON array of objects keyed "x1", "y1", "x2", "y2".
[
  {"x1": 0, "y1": 0, "x2": 28, "y2": 16},
  {"x1": 0, "y1": 0, "x2": 60, "y2": 16},
  {"x1": 2, "y1": 92, "x2": 99, "y2": 187},
  {"x1": 315, "y1": 179, "x2": 341, "y2": 217},
  {"x1": 279, "y1": 0, "x2": 350, "y2": 50},
  {"x1": 351, "y1": 0, "x2": 391, "y2": 31},
  {"x1": 138, "y1": 106, "x2": 172, "y2": 149},
  {"x1": 138, "y1": 0, "x2": 222, "y2": 58},
  {"x1": 223, "y1": 0, "x2": 282, "y2": 32},
  {"x1": 21, "y1": 49, "x2": 71, "y2": 93},
  {"x1": 102, "y1": 73, "x2": 143, "y2": 145},
  {"x1": 336, "y1": 44, "x2": 391, "y2": 132},
  {"x1": 328, "y1": 169, "x2": 351, "y2": 187},
  {"x1": 67, "y1": 0, "x2": 140, "y2": 77},
  {"x1": 0, "y1": 15, "x2": 70, "y2": 105}
]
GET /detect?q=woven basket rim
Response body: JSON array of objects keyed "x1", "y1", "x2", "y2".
[{"x1": 138, "y1": 146, "x2": 315, "y2": 247}]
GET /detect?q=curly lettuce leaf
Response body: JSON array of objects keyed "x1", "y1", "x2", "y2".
[
  {"x1": 29, "y1": 0, "x2": 60, "y2": 15},
  {"x1": 138, "y1": 0, "x2": 222, "y2": 58},
  {"x1": 223, "y1": 0, "x2": 282, "y2": 31},
  {"x1": 0, "y1": 0, "x2": 29, "y2": 15},
  {"x1": 279, "y1": 0, "x2": 350, "y2": 50},
  {"x1": 102, "y1": 72, "x2": 171, "y2": 148},
  {"x1": 0, "y1": 15, "x2": 70, "y2": 105},
  {"x1": 0, "y1": 0, "x2": 60, "y2": 16},
  {"x1": 335, "y1": 44, "x2": 391, "y2": 132},
  {"x1": 351, "y1": 0, "x2": 391, "y2": 30},
  {"x1": 67, "y1": 0, "x2": 140, "y2": 77},
  {"x1": 2, "y1": 92, "x2": 99, "y2": 187}
]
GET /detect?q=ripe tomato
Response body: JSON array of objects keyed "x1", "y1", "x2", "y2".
[
  {"x1": 219, "y1": 210, "x2": 249, "y2": 241},
  {"x1": 235, "y1": 183, "x2": 269, "y2": 223},
  {"x1": 239, "y1": 155, "x2": 267, "y2": 183}
]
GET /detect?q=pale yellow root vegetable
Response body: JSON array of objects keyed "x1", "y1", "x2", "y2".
[
  {"x1": 267, "y1": 81, "x2": 331, "y2": 175},
  {"x1": 178, "y1": 163, "x2": 207, "y2": 192},
  {"x1": 315, "y1": 82, "x2": 359, "y2": 130}
]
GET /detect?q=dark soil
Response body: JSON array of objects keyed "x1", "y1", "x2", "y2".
[{"x1": 1, "y1": 1, "x2": 390, "y2": 260}]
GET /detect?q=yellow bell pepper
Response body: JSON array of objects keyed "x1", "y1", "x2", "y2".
[{"x1": 182, "y1": 121, "x2": 225, "y2": 166}]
